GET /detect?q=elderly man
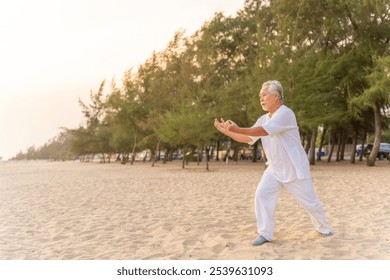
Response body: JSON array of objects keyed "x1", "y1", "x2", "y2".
[{"x1": 214, "y1": 80, "x2": 332, "y2": 246}]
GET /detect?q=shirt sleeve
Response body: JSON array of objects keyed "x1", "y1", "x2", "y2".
[
  {"x1": 262, "y1": 106, "x2": 297, "y2": 136},
  {"x1": 248, "y1": 136, "x2": 260, "y2": 145}
]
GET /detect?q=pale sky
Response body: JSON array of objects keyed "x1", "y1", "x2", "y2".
[{"x1": 0, "y1": 0, "x2": 245, "y2": 160}]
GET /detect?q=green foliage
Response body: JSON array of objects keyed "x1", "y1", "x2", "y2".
[
  {"x1": 12, "y1": 130, "x2": 76, "y2": 161},
  {"x1": 14, "y1": 0, "x2": 390, "y2": 167},
  {"x1": 361, "y1": 56, "x2": 390, "y2": 108},
  {"x1": 379, "y1": 130, "x2": 390, "y2": 143}
]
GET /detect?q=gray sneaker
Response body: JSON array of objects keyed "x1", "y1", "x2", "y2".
[
  {"x1": 252, "y1": 235, "x2": 269, "y2": 246},
  {"x1": 321, "y1": 232, "x2": 333, "y2": 237}
]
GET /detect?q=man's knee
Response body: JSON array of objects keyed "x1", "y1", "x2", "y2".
[
  {"x1": 255, "y1": 187, "x2": 269, "y2": 202},
  {"x1": 304, "y1": 200, "x2": 324, "y2": 212}
]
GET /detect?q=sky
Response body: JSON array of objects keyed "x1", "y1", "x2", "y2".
[{"x1": 0, "y1": 0, "x2": 245, "y2": 160}]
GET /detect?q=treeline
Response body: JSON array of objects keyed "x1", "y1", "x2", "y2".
[
  {"x1": 14, "y1": 0, "x2": 390, "y2": 166},
  {"x1": 11, "y1": 130, "x2": 76, "y2": 161}
]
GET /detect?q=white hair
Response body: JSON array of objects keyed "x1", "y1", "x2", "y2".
[{"x1": 262, "y1": 80, "x2": 284, "y2": 102}]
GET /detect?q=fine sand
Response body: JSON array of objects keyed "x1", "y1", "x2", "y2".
[{"x1": 0, "y1": 159, "x2": 389, "y2": 260}]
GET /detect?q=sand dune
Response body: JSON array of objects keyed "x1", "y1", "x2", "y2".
[{"x1": 0, "y1": 159, "x2": 389, "y2": 260}]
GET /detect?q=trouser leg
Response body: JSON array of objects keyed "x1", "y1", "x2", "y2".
[
  {"x1": 284, "y1": 179, "x2": 332, "y2": 234},
  {"x1": 254, "y1": 171, "x2": 281, "y2": 241}
]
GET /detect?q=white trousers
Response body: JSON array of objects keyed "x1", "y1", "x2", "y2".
[{"x1": 255, "y1": 171, "x2": 332, "y2": 241}]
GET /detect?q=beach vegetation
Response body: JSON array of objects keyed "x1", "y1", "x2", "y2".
[{"x1": 12, "y1": 0, "x2": 390, "y2": 167}]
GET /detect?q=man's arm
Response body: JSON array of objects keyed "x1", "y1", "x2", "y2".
[
  {"x1": 229, "y1": 125, "x2": 268, "y2": 137},
  {"x1": 221, "y1": 118, "x2": 269, "y2": 137},
  {"x1": 214, "y1": 119, "x2": 252, "y2": 143}
]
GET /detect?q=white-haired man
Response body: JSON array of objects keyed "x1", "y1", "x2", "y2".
[{"x1": 214, "y1": 80, "x2": 332, "y2": 246}]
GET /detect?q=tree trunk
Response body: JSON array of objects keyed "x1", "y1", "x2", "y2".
[
  {"x1": 130, "y1": 134, "x2": 137, "y2": 165},
  {"x1": 308, "y1": 129, "x2": 317, "y2": 165},
  {"x1": 359, "y1": 130, "x2": 367, "y2": 162},
  {"x1": 327, "y1": 131, "x2": 336, "y2": 162},
  {"x1": 340, "y1": 132, "x2": 347, "y2": 161},
  {"x1": 233, "y1": 146, "x2": 239, "y2": 164},
  {"x1": 350, "y1": 128, "x2": 358, "y2": 164},
  {"x1": 317, "y1": 127, "x2": 327, "y2": 161},
  {"x1": 197, "y1": 146, "x2": 201, "y2": 165},
  {"x1": 368, "y1": 103, "x2": 382, "y2": 166},
  {"x1": 225, "y1": 139, "x2": 232, "y2": 165},
  {"x1": 163, "y1": 147, "x2": 170, "y2": 164},
  {"x1": 181, "y1": 146, "x2": 186, "y2": 169},
  {"x1": 142, "y1": 151, "x2": 148, "y2": 163},
  {"x1": 121, "y1": 153, "x2": 127, "y2": 164},
  {"x1": 152, "y1": 140, "x2": 161, "y2": 167},
  {"x1": 304, "y1": 133, "x2": 311, "y2": 154},
  {"x1": 335, "y1": 131, "x2": 342, "y2": 162},
  {"x1": 252, "y1": 141, "x2": 259, "y2": 163},
  {"x1": 205, "y1": 145, "x2": 210, "y2": 171},
  {"x1": 216, "y1": 140, "x2": 220, "y2": 161}
]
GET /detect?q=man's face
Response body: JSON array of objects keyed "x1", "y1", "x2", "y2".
[{"x1": 259, "y1": 86, "x2": 275, "y2": 111}]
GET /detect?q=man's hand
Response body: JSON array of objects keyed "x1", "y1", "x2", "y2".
[
  {"x1": 225, "y1": 119, "x2": 237, "y2": 131},
  {"x1": 214, "y1": 118, "x2": 226, "y2": 134},
  {"x1": 214, "y1": 118, "x2": 252, "y2": 144},
  {"x1": 214, "y1": 118, "x2": 237, "y2": 134}
]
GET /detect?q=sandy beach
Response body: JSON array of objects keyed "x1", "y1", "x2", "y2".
[{"x1": 0, "y1": 159, "x2": 389, "y2": 260}]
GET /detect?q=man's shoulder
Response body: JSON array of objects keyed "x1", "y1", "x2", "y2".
[
  {"x1": 280, "y1": 104, "x2": 292, "y2": 111},
  {"x1": 279, "y1": 105, "x2": 295, "y2": 116}
]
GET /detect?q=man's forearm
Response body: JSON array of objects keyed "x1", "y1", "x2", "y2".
[
  {"x1": 224, "y1": 130, "x2": 252, "y2": 144},
  {"x1": 230, "y1": 126, "x2": 268, "y2": 137}
]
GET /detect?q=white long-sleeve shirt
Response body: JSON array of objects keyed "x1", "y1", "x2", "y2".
[{"x1": 249, "y1": 105, "x2": 311, "y2": 183}]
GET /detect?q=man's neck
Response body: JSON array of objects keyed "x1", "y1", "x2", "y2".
[{"x1": 268, "y1": 103, "x2": 283, "y2": 117}]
